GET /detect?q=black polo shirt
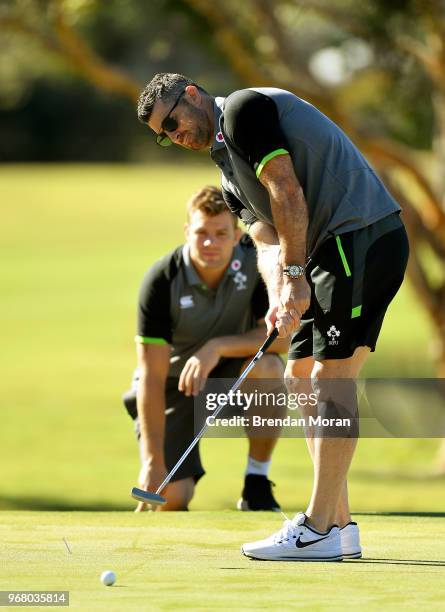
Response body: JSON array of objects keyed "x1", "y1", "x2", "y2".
[
  {"x1": 135, "y1": 235, "x2": 268, "y2": 377},
  {"x1": 210, "y1": 88, "x2": 401, "y2": 257}
]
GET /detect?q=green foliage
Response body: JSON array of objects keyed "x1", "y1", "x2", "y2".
[
  {"x1": 0, "y1": 0, "x2": 240, "y2": 161},
  {"x1": 0, "y1": 0, "x2": 440, "y2": 160}
]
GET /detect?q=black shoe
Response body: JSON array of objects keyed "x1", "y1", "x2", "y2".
[{"x1": 237, "y1": 474, "x2": 281, "y2": 511}]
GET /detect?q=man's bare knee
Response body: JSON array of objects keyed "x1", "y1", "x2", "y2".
[
  {"x1": 311, "y1": 346, "x2": 371, "y2": 381},
  {"x1": 246, "y1": 353, "x2": 284, "y2": 379},
  {"x1": 311, "y1": 362, "x2": 360, "y2": 439},
  {"x1": 160, "y1": 478, "x2": 195, "y2": 511},
  {"x1": 285, "y1": 358, "x2": 314, "y2": 398},
  {"x1": 285, "y1": 357, "x2": 314, "y2": 380}
]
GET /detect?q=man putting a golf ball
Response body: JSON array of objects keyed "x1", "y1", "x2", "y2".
[{"x1": 136, "y1": 73, "x2": 409, "y2": 561}]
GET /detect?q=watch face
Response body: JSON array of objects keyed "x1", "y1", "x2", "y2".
[{"x1": 285, "y1": 265, "x2": 304, "y2": 278}]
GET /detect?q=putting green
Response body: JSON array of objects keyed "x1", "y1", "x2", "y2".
[
  {"x1": 1, "y1": 165, "x2": 444, "y2": 609},
  {"x1": 1, "y1": 512, "x2": 444, "y2": 610}
]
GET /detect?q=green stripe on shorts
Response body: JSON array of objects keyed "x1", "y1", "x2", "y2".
[
  {"x1": 351, "y1": 305, "x2": 362, "y2": 319},
  {"x1": 335, "y1": 236, "x2": 352, "y2": 277},
  {"x1": 134, "y1": 335, "x2": 168, "y2": 345},
  {"x1": 256, "y1": 149, "x2": 289, "y2": 178}
]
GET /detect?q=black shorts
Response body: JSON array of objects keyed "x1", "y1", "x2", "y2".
[
  {"x1": 122, "y1": 358, "x2": 246, "y2": 483},
  {"x1": 288, "y1": 213, "x2": 409, "y2": 361}
]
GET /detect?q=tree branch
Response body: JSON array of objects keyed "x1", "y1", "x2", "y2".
[
  {"x1": 183, "y1": 0, "x2": 349, "y2": 124},
  {"x1": 363, "y1": 136, "x2": 445, "y2": 232},
  {"x1": 0, "y1": 9, "x2": 140, "y2": 102},
  {"x1": 253, "y1": 0, "x2": 326, "y2": 97},
  {"x1": 50, "y1": 3, "x2": 140, "y2": 101},
  {"x1": 396, "y1": 35, "x2": 445, "y2": 92},
  {"x1": 0, "y1": 16, "x2": 60, "y2": 55},
  {"x1": 382, "y1": 178, "x2": 443, "y2": 324},
  {"x1": 292, "y1": 0, "x2": 371, "y2": 40},
  {"x1": 182, "y1": 0, "x2": 273, "y2": 85}
]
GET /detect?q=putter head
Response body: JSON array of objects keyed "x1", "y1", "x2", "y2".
[{"x1": 131, "y1": 486, "x2": 167, "y2": 506}]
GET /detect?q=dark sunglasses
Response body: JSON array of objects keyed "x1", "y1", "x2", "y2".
[{"x1": 156, "y1": 91, "x2": 185, "y2": 147}]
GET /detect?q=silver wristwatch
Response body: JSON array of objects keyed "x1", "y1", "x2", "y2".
[{"x1": 283, "y1": 264, "x2": 305, "y2": 279}]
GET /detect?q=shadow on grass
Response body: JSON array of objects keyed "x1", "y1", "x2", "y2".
[
  {"x1": 349, "y1": 558, "x2": 445, "y2": 567},
  {"x1": 351, "y1": 470, "x2": 445, "y2": 483},
  {"x1": 354, "y1": 511, "x2": 445, "y2": 518},
  {"x1": 223, "y1": 558, "x2": 445, "y2": 568},
  {"x1": 0, "y1": 495, "x2": 131, "y2": 511}
]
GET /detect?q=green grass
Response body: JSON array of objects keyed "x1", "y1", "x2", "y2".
[
  {"x1": 0, "y1": 164, "x2": 442, "y2": 513},
  {"x1": 0, "y1": 164, "x2": 444, "y2": 609},
  {"x1": 1, "y1": 512, "x2": 444, "y2": 610}
]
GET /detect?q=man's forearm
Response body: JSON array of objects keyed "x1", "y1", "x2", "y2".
[
  {"x1": 257, "y1": 246, "x2": 282, "y2": 304},
  {"x1": 258, "y1": 155, "x2": 309, "y2": 266},
  {"x1": 137, "y1": 373, "x2": 166, "y2": 463},
  {"x1": 269, "y1": 181, "x2": 308, "y2": 266},
  {"x1": 249, "y1": 222, "x2": 283, "y2": 304},
  {"x1": 210, "y1": 326, "x2": 289, "y2": 356}
]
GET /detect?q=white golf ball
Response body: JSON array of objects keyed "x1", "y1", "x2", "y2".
[{"x1": 100, "y1": 570, "x2": 116, "y2": 586}]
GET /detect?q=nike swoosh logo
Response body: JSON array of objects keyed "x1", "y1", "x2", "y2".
[{"x1": 295, "y1": 535, "x2": 329, "y2": 548}]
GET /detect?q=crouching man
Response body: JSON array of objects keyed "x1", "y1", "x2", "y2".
[{"x1": 124, "y1": 186, "x2": 289, "y2": 511}]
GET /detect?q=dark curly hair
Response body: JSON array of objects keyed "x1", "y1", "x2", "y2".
[{"x1": 137, "y1": 73, "x2": 208, "y2": 124}]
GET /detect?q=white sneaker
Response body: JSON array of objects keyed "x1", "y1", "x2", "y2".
[
  {"x1": 241, "y1": 513, "x2": 343, "y2": 561},
  {"x1": 340, "y1": 521, "x2": 362, "y2": 559}
]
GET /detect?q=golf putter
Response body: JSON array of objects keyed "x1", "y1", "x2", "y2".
[{"x1": 131, "y1": 327, "x2": 279, "y2": 506}]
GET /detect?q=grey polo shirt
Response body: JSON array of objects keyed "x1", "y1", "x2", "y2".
[
  {"x1": 135, "y1": 236, "x2": 268, "y2": 377},
  {"x1": 210, "y1": 88, "x2": 401, "y2": 257}
]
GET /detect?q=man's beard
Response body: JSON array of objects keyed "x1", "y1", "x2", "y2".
[{"x1": 188, "y1": 106, "x2": 212, "y2": 149}]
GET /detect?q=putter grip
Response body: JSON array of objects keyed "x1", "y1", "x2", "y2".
[{"x1": 259, "y1": 327, "x2": 279, "y2": 354}]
